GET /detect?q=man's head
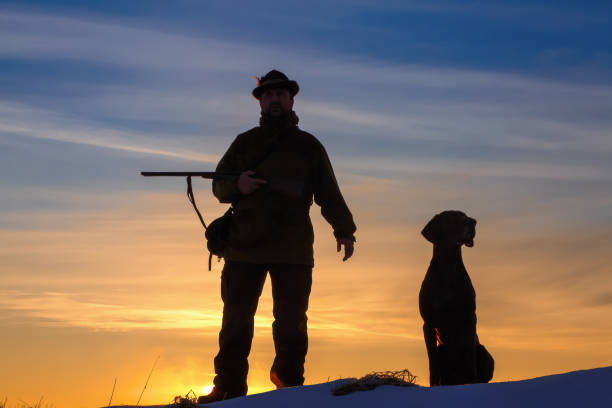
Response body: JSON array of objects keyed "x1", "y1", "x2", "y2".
[
  {"x1": 259, "y1": 87, "x2": 294, "y2": 117},
  {"x1": 252, "y1": 70, "x2": 299, "y2": 117}
]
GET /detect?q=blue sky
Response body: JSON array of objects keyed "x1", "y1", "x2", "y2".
[
  {"x1": 1, "y1": 0, "x2": 611, "y2": 266},
  {"x1": 4, "y1": 1, "x2": 612, "y2": 75},
  {"x1": 1, "y1": 2, "x2": 612, "y2": 406}
]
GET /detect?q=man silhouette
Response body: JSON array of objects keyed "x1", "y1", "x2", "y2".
[{"x1": 198, "y1": 70, "x2": 357, "y2": 403}]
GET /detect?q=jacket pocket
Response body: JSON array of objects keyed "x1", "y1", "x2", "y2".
[{"x1": 229, "y1": 206, "x2": 282, "y2": 248}]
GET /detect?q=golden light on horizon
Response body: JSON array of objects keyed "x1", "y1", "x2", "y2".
[{"x1": 2, "y1": 181, "x2": 612, "y2": 407}]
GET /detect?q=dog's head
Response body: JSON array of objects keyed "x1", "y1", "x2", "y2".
[{"x1": 422, "y1": 210, "x2": 477, "y2": 248}]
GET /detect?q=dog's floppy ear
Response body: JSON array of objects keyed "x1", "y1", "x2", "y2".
[{"x1": 421, "y1": 214, "x2": 441, "y2": 244}]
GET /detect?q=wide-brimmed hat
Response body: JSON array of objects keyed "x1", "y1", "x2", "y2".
[{"x1": 252, "y1": 69, "x2": 299, "y2": 99}]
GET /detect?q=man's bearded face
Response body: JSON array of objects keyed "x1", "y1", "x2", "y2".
[{"x1": 259, "y1": 88, "x2": 294, "y2": 116}]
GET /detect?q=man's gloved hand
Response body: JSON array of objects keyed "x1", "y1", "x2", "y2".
[
  {"x1": 336, "y1": 238, "x2": 354, "y2": 262},
  {"x1": 237, "y1": 170, "x2": 267, "y2": 195}
]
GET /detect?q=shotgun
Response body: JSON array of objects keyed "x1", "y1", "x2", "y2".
[{"x1": 141, "y1": 171, "x2": 307, "y2": 200}]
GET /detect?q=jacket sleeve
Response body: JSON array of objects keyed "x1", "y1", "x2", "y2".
[
  {"x1": 313, "y1": 144, "x2": 357, "y2": 241},
  {"x1": 212, "y1": 136, "x2": 242, "y2": 203}
]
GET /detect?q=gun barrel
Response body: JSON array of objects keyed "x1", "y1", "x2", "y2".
[{"x1": 141, "y1": 171, "x2": 241, "y2": 179}]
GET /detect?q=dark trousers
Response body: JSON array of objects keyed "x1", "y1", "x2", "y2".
[{"x1": 212, "y1": 261, "x2": 312, "y2": 396}]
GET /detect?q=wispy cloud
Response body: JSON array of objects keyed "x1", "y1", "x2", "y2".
[
  {"x1": 2, "y1": 5, "x2": 612, "y2": 407},
  {"x1": 0, "y1": 102, "x2": 220, "y2": 163},
  {"x1": 0, "y1": 289, "x2": 225, "y2": 330},
  {"x1": 3, "y1": 8, "x2": 612, "y2": 168}
]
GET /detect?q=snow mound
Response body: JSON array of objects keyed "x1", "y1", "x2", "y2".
[{"x1": 128, "y1": 365, "x2": 612, "y2": 408}]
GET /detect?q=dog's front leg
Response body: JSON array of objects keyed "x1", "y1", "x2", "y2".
[{"x1": 423, "y1": 323, "x2": 440, "y2": 386}]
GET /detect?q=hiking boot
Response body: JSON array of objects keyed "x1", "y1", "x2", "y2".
[{"x1": 196, "y1": 386, "x2": 238, "y2": 404}]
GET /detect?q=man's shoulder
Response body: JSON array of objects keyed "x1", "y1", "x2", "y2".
[
  {"x1": 294, "y1": 127, "x2": 325, "y2": 149},
  {"x1": 236, "y1": 126, "x2": 261, "y2": 139},
  {"x1": 228, "y1": 127, "x2": 262, "y2": 148}
]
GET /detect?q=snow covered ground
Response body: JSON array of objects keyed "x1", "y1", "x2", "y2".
[{"x1": 128, "y1": 365, "x2": 612, "y2": 408}]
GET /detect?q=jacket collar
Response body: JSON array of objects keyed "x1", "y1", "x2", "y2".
[{"x1": 259, "y1": 110, "x2": 299, "y2": 130}]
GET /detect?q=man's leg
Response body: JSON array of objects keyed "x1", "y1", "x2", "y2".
[
  {"x1": 269, "y1": 264, "x2": 312, "y2": 387},
  {"x1": 212, "y1": 261, "x2": 267, "y2": 396}
]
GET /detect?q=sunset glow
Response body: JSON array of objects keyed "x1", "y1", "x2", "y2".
[{"x1": 2, "y1": 2, "x2": 612, "y2": 407}]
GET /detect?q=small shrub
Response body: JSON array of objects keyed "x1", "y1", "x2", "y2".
[{"x1": 332, "y1": 369, "x2": 418, "y2": 396}]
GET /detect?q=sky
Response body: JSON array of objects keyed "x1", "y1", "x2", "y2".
[{"x1": 1, "y1": 1, "x2": 611, "y2": 407}]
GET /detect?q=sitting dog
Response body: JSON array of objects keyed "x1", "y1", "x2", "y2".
[{"x1": 419, "y1": 210, "x2": 494, "y2": 386}]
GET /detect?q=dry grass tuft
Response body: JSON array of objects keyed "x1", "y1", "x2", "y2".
[
  {"x1": 0, "y1": 397, "x2": 54, "y2": 408},
  {"x1": 332, "y1": 369, "x2": 418, "y2": 396},
  {"x1": 172, "y1": 390, "x2": 198, "y2": 407}
]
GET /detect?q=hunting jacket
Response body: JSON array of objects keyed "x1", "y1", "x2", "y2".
[{"x1": 212, "y1": 111, "x2": 356, "y2": 266}]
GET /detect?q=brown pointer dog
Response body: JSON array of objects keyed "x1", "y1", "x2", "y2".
[{"x1": 419, "y1": 210, "x2": 494, "y2": 386}]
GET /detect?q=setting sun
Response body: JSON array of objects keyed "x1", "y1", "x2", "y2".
[{"x1": 200, "y1": 385, "x2": 214, "y2": 396}]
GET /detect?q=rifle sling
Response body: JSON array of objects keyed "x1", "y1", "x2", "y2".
[
  {"x1": 186, "y1": 176, "x2": 208, "y2": 230},
  {"x1": 187, "y1": 176, "x2": 217, "y2": 270}
]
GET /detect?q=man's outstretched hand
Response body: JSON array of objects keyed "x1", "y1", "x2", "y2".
[
  {"x1": 237, "y1": 170, "x2": 267, "y2": 195},
  {"x1": 337, "y1": 238, "x2": 354, "y2": 262}
]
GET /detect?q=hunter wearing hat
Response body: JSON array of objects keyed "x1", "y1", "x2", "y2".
[{"x1": 198, "y1": 70, "x2": 357, "y2": 403}]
